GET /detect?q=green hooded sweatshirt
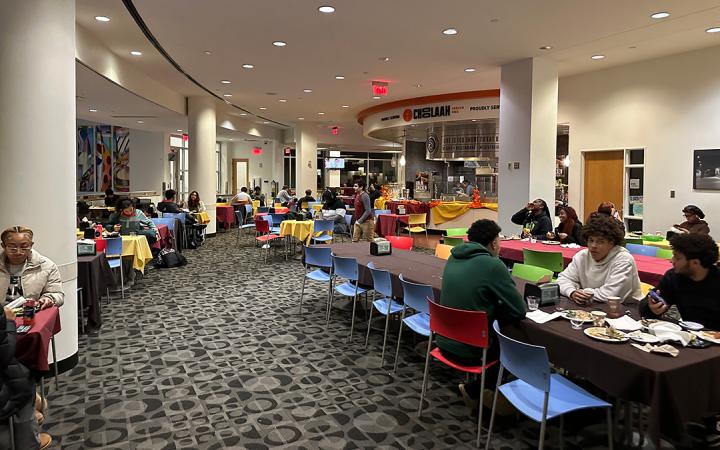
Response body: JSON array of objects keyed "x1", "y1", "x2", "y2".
[{"x1": 437, "y1": 242, "x2": 526, "y2": 359}]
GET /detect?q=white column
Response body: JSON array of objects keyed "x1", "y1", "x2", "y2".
[
  {"x1": 0, "y1": 0, "x2": 78, "y2": 370},
  {"x1": 188, "y1": 96, "x2": 217, "y2": 234},
  {"x1": 498, "y1": 57, "x2": 558, "y2": 232},
  {"x1": 294, "y1": 126, "x2": 317, "y2": 193}
]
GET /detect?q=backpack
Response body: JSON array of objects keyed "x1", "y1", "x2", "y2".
[{"x1": 157, "y1": 248, "x2": 187, "y2": 268}]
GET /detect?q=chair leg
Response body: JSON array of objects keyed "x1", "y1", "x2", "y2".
[
  {"x1": 485, "y1": 365, "x2": 504, "y2": 450},
  {"x1": 393, "y1": 308, "x2": 406, "y2": 372},
  {"x1": 364, "y1": 293, "x2": 375, "y2": 350},
  {"x1": 348, "y1": 291, "x2": 359, "y2": 342},
  {"x1": 119, "y1": 263, "x2": 125, "y2": 299},
  {"x1": 77, "y1": 287, "x2": 85, "y2": 334},
  {"x1": 538, "y1": 393, "x2": 550, "y2": 450},
  {"x1": 51, "y1": 336, "x2": 59, "y2": 391},
  {"x1": 607, "y1": 408, "x2": 614, "y2": 450},
  {"x1": 559, "y1": 415, "x2": 564, "y2": 450},
  {"x1": 298, "y1": 273, "x2": 308, "y2": 314},
  {"x1": 476, "y1": 348, "x2": 488, "y2": 448},
  {"x1": 417, "y1": 333, "x2": 433, "y2": 416},
  {"x1": 380, "y1": 301, "x2": 392, "y2": 366},
  {"x1": 326, "y1": 277, "x2": 335, "y2": 326}
]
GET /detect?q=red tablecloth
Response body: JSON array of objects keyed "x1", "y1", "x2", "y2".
[
  {"x1": 499, "y1": 240, "x2": 672, "y2": 285},
  {"x1": 273, "y1": 207, "x2": 289, "y2": 214},
  {"x1": 338, "y1": 195, "x2": 355, "y2": 206},
  {"x1": 152, "y1": 224, "x2": 172, "y2": 250},
  {"x1": 15, "y1": 306, "x2": 61, "y2": 372},
  {"x1": 216, "y1": 206, "x2": 236, "y2": 230},
  {"x1": 387, "y1": 201, "x2": 430, "y2": 223},
  {"x1": 375, "y1": 214, "x2": 409, "y2": 237}
]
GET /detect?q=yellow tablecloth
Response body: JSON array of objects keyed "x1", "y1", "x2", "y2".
[
  {"x1": 280, "y1": 220, "x2": 314, "y2": 245},
  {"x1": 122, "y1": 235, "x2": 153, "y2": 273},
  {"x1": 194, "y1": 211, "x2": 210, "y2": 224},
  {"x1": 642, "y1": 239, "x2": 671, "y2": 250},
  {"x1": 216, "y1": 202, "x2": 229, "y2": 207},
  {"x1": 431, "y1": 202, "x2": 470, "y2": 225}
]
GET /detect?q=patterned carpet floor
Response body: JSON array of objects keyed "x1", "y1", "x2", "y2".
[{"x1": 40, "y1": 231, "x2": 687, "y2": 449}]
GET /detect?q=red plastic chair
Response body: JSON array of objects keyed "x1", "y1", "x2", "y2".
[
  {"x1": 386, "y1": 235, "x2": 413, "y2": 251},
  {"x1": 255, "y1": 218, "x2": 279, "y2": 263},
  {"x1": 419, "y1": 298, "x2": 497, "y2": 448}
]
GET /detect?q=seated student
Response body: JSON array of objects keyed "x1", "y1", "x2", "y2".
[
  {"x1": 157, "y1": 189, "x2": 183, "y2": 214},
  {"x1": 595, "y1": 201, "x2": 625, "y2": 232},
  {"x1": 276, "y1": 185, "x2": 293, "y2": 206},
  {"x1": 672, "y1": 205, "x2": 711, "y2": 235},
  {"x1": 230, "y1": 187, "x2": 252, "y2": 205},
  {"x1": 186, "y1": 190, "x2": 206, "y2": 213},
  {"x1": 511, "y1": 199, "x2": 553, "y2": 238},
  {"x1": 106, "y1": 198, "x2": 158, "y2": 246},
  {"x1": 251, "y1": 186, "x2": 266, "y2": 207},
  {"x1": 320, "y1": 190, "x2": 348, "y2": 232},
  {"x1": 437, "y1": 219, "x2": 526, "y2": 408},
  {"x1": 297, "y1": 190, "x2": 316, "y2": 209},
  {"x1": 557, "y1": 215, "x2": 643, "y2": 304},
  {"x1": 546, "y1": 206, "x2": 585, "y2": 245},
  {"x1": 104, "y1": 188, "x2": 119, "y2": 207}
]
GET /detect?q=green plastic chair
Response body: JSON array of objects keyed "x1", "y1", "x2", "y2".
[
  {"x1": 446, "y1": 228, "x2": 468, "y2": 237},
  {"x1": 523, "y1": 248, "x2": 564, "y2": 273},
  {"x1": 655, "y1": 248, "x2": 673, "y2": 260},
  {"x1": 512, "y1": 263, "x2": 554, "y2": 283},
  {"x1": 444, "y1": 236, "x2": 465, "y2": 247},
  {"x1": 624, "y1": 237, "x2": 644, "y2": 246}
]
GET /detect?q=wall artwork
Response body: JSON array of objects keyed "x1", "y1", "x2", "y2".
[
  {"x1": 96, "y1": 125, "x2": 113, "y2": 192},
  {"x1": 693, "y1": 149, "x2": 720, "y2": 190},
  {"x1": 113, "y1": 126, "x2": 130, "y2": 192},
  {"x1": 76, "y1": 126, "x2": 95, "y2": 192}
]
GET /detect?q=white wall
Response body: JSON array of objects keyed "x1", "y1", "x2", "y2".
[{"x1": 559, "y1": 44, "x2": 720, "y2": 236}]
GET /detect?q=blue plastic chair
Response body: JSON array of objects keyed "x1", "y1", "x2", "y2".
[
  {"x1": 364, "y1": 262, "x2": 404, "y2": 366},
  {"x1": 299, "y1": 246, "x2": 333, "y2": 314},
  {"x1": 162, "y1": 212, "x2": 188, "y2": 248},
  {"x1": 105, "y1": 237, "x2": 124, "y2": 300},
  {"x1": 393, "y1": 274, "x2": 433, "y2": 372},
  {"x1": 486, "y1": 321, "x2": 613, "y2": 450},
  {"x1": 262, "y1": 214, "x2": 281, "y2": 234},
  {"x1": 626, "y1": 243, "x2": 658, "y2": 257},
  {"x1": 235, "y1": 210, "x2": 256, "y2": 246},
  {"x1": 312, "y1": 219, "x2": 335, "y2": 244},
  {"x1": 257, "y1": 206, "x2": 269, "y2": 214},
  {"x1": 152, "y1": 218, "x2": 178, "y2": 250},
  {"x1": 329, "y1": 255, "x2": 369, "y2": 341}
]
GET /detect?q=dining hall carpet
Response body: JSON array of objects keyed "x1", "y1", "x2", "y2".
[{"x1": 41, "y1": 231, "x2": 690, "y2": 449}]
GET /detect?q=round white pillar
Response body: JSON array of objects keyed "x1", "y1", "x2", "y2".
[
  {"x1": 0, "y1": 0, "x2": 78, "y2": 371},
  {"x1": 188, "y1": 96, "x2": 218, "y2": 234},
  {"x1": 294, "y1": 126, "x2": 318, "y2": 193}
]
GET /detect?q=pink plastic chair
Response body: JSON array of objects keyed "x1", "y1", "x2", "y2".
[{"x1": 386, "y1": 235, "x2": 413, "y2": 251}]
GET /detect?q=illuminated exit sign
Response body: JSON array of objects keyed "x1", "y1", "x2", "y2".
[{"x1": 372, "y1": 81, "x2": 389, "y2": 96}]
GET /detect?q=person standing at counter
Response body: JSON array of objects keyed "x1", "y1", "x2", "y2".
[
  {"x1": 511, "y1": 199, "x2": 553, "y2": 238},
  {"x1": 672, "y1": 205, "x2": 710, "y2": 235},
  {"x1": 547, "y1": 206, "x2": 585, "y2": 245},
  {"x1": 351, "y1": 181, "x2": 375, "y2": 242},
  {"x1": 368, "y1": 183, "x2": 382, "y2": 208}
]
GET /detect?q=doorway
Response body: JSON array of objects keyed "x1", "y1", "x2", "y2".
[
  {"x1": 232, "y1": 158, "x2": 249, "y2": 195},
  {"x1": 583, "y1": 150, "x2": 623, "y2": 222}
]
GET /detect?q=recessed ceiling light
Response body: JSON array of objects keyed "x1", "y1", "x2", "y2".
[
  {"x1": 415, "y1": 84, "x2": 422, "y2": 88},
  {"x1": 442, "y1": 28, "x2": 458, "y2": 35},
  {"x1": 204, "y1": 50, "x2": 212, "y2": 55},
  {"x1": 223, "y1": 93, "x2": 232, "y2": 97},
  {"x1": 341, "y1": 105, "x2": 349, "y2": 108},
  {"x1": 372, "y1": 96, "x2": 381, "y2": 99},
  {"x1": 220, "y1": 80, "x2": 231, "y2": 84},
  {"x1": 224, "y1": 100, "x2": 231, "y2": 104},
  {"x1": 539, "y1": 45, "x2": 552, "y2": 50},
  {"x1": 130, "y1": 51, "x2": 142, "y2": 56},
  {"x1": 298, "y1": 117, "x2": 305, "y2": 120},
  {"x1": 706, "y1": 27, "x2": 720, "y2": 33},
  {"x1": 89, "y1": 108, "x2": 98, "y2": 112},
  {"x1": 242, "y1": 64, "x2": 254, "y2": 69},
  {"x1": 335, "y1": 75, "x2": 345, "y2": 80},
  {"x1": 263, "y1": 121, "x2": 270, "y2": 124},
  {"x1": 136, "y1": 120, "x2": 144, "y2": 124},
  {"x1": 303, "y1": 89, "x2": 313, "y2": 93},
  {"x1": 318, "y1": 112, "x2": 325, "y2": 115},
  {"x1": 318, "y1": 6, "x2": 335, "y2": 13},
  {"x1": 464, "y1": 67, "x2": 476, "y2": 72},
  {"x1": 94, "y1": 16, "x2": 110, "y2": 22},
  {"x1": 379, "y1": 57, "x2": 391, "y2": 62},
  {"x1": 272, "y1": 41, "x2": 287, "y2": 47},
  {"x1": 471, "y1": 119, "x2": 478, "y2": 122},
  {"x1": 259, "y1": 107, "x2": 267, "y2": 110},
  {"x1": 650, "y1": 12, "x2": 670, "y2": 19},
  {"x1": 176, "y1": 129, "x2": 182, "y2": 132},
  {"x1": 591, "y1": 54, "x2": 606, "y2": 60},
  {"x1": 239, "y1": 113, "x2": 247, "y2": 116},
  {"x1": 279, "y1": 99, "x2": 287, "y2": 103},
  {"x1": 229, "y1": 138, "x2": 234, "y2": 141}
]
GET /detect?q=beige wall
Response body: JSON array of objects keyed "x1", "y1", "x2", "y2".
[{"x1": 559, "y1": 44, "x2": 720, "y2": 236}]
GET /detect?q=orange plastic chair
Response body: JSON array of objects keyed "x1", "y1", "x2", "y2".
[{"x1": 434, "y1": 243, "x2": 452, "y2": 260}]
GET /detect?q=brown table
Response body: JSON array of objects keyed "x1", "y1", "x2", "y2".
[
  {"x1": 329, "y1": 242, "x2": 720, "y2": 444},
  {"x1": 15, "y1": 307, "x2": 61, "y2": 372}
]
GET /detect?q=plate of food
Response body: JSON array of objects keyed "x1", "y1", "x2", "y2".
[
  {"x1": 562, "y1": 310, "x2": 595, "y2": 323},
  {"x1": 691, "y1": 330, "x2": 720, "y2": 345},
  {"x1": 542, "y1": 241, "x2": 562, "y2": 245},
  {"x1": 626, "y1": 330, "x2": 661, "y2": 344},
  {"x1": 679, "y1": 321, "x2": 704, "y2": 331},
  {"x1": 584, "y1": 327, "x2": 629, "y2": 343},
  {"x1": 648, "y1": 322, "x2": 682, "y2": 333}
]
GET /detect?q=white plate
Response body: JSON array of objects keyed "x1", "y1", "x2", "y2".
[
  {"x1": 584, "y1": 327, "x2": 629, "y2": 343},
  {"x1": 542, "y1": 241, "x2": 561, "y2": 245},
  {"x1": 648, "y1": 322, "x2": 682, "y2": 333},
  {"x1": 561, "y1": 310, "x2": 595, "y2": 323},
  {"x1": 691, "y1": 330, "x2": 720, "y2": 345},
  {"x1": 626, "y1": 331, "x2": 661, "y2": 344},
  {"x1": 679, "y1": 321, "x2": 704, "y2": 331}
]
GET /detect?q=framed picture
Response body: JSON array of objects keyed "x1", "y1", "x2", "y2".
[{"x1": 693, "y1": 149, "x2": 720, "y2": 190}]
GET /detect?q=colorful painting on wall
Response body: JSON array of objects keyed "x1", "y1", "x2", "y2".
[
  {"x1": 96, "y1": 125, "x2": 113, "y2": 192},
  {"x1": 76, "y1": 126, "x2": 95, "y2": 192},
  {"x1": 113, "y1": 126, "x2": 130, "y2": 192}
]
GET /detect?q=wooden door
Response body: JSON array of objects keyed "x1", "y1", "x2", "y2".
[
  {"x1": 231, "y1": 158, "x2": 249, "y2": 195},
  {"x1": 583, "y1": 150, "x2": 623, "y2": 221}
]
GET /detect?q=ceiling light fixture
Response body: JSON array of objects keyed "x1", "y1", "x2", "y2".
[
  {"x1": 136, "y1": 120, "x2": 144, "y2": 124},
  {"x1": 341, "y1": 105, "x2": 349, "y2": 108},
  {"x1": 220, "y1": 80, "x2": 231, "y2": 84},
  {"x1": 415, "y1": 84, "x2": 422, "y2": 88},
  {"x1": 204, "y1": 50, "x2": 212, "y2": 55},
  {"x1": 303, "y1": 89, "x2": 313, "y2": 93},
  {"x1": 297, "y1": 117, "x2": 305, "y2": 120},
  {"x1": 442, "y1": 28, "x2": 458, "y2": 35},
  {"x1": 318, "y1": 112, "x2": 325, "y2": 115},
  {"x1": 130, "y1": 51, "x2": 142, "y2": 56},
  {"x1": 706, "y1": 27, "x2": 720, "y2": 33},
  {"x1": 591, "y1": 54, "x2": 606, "y2": 60},
  {"x1": 379, "y1": 57, "x2": 391, "y2": 62},
  {"x1": 94, "y1": 16, "x2": 110, "y2": 22},
  {"x1": 318, "y1": 6, "x2": 335, "y2": 13},
  {"x1": 335, "y1": 75, "x2": 345, "y2": 80},
  {"x1": 242, "y1": 64, "x2": 254, "y2": 69},
  {"x1": 263, "y1": 121, "x2": 270, "y2": 124},
  {"x1": 272, "y1": 41, "x2": 287, "y2": 47},
  {"x1": 223, "y1": 93, "x2": 232, "y2": 97},
  {"x1": 539, "y1": 45, "x2": 552, "y2": 50},
  {"x1": 259, "y1": 107, "x2": 267, "y2": 110},
  {"x1": 373, "y1": 96, "x2": 381, "y2": 99},
  {"x1": 464, "y1": 67, "x2": 476, "y2": 72},
  {"x1": 89, "y1": 108, "x2": 98, "y2": 112},
  {"x1": 650, "y1": 12, "x2": 670, "y2": 19},
  {"x1": 176, "y1": 129, "x2": 182, "y2": 132},
  {"x1": 279, "y1": 99, "x2": 287, "y2": 102}
]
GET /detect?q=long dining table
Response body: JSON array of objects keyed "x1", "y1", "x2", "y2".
[{"x1": 328, "y1": 242, "x2": 720, "y2": 446}]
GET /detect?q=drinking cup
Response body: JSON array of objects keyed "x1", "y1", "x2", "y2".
[
  {"x1": 570, "y1": 318, "x2": 584, "y2": 330},
  {"x1": 607, "y1": 296, "x2": 622, "y2": 318},
  {"x1": 591, "y1": 311, "x2": 607, "y2": 327},
  {"x1": 527, "y1": 296, "x2": 540, "y2": 311}
]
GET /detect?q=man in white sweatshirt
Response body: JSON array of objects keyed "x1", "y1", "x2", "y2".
[{"x1": 558, "y1": 214, "x2": 643, "y2": 304}]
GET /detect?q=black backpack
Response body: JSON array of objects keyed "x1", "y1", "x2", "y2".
[{"x1": 158, "y1": 248, "x2": 187, "y2": 268}]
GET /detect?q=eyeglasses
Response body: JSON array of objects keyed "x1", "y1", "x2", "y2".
[{"x1": 4, "y1": 245, "x2": 33, "y2": 253}]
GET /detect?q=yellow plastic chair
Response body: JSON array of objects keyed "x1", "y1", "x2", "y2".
[
  {"x1": 640, "y1": 282, "x2": 654, "y2": 296},
  {"x1": 300, "y1": 202, "x2": 309, "y2": 211},
  {"x1": 406, "y1": 213, "x2": 428, "y2": 240},
  {"x1": 435, "y1": 244, "x2": 452, "y2": 260},
  {"x1": 252, "y1": 200, "x2": 260, "y2": 215},
  {"x1": 274, "y1": 203, "x2": 283, "y2": 209}
]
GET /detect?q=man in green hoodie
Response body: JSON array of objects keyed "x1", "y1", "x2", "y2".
[{"x1": 437, "y1": 219, "x2": 526, "y2": 407}]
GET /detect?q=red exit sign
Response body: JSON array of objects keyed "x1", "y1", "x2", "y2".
[{"x1": 372, "y1": 81, "x2": 389, "y2": 96}]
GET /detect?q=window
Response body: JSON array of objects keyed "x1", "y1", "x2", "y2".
[
  {"x1": 283, "y1": 148, "x2": 296, "y2": 189},
  {"x1": 169, "y1": 134, "x2": 189, "y2": 199},
  {"x1": 216, "y1": 142, "x2": 222, "y2": 194}
]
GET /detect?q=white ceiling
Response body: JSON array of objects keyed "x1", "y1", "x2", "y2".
[{"x1": 76, "y1": 0, "x2": 720, "y2": 130}]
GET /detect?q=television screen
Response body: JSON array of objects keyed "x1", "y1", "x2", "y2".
[
  {"x1": 326, "y1": 158, "x2": 345, "y2": 169},
  {"x1": 693, "y1": 149, "x2": 720, "y2": 190}
]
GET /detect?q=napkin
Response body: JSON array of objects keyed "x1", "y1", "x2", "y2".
[
  {"x1": 653, "y1": 329, "x2": 693, "y2": 346},
  {"x1": 631, "y1": 343, "x2": 680, "y2": 357},
  {"x1": 605, "y1": 315, "x2": 642, "y2": 331},
  {"x1": 526, "y1": 310, "x2": 562, "y2": 324},
  {"x1": 561, "y1": 243, "x2": 581, "y2": 249}
]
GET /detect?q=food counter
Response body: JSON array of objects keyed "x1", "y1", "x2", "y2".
[{"x1": 374, "y1": 198, "x2": 498, "y2": 231}]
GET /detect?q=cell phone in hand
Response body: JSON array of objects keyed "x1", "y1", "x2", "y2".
[
  {"x1": 649, "y1": 289, "x2": 667, "y2": 306},
  {"x1": 16, "y1": 325, "x2": 31, "y2": 334}
]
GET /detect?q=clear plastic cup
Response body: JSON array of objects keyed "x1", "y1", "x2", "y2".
[
  {"x1": 570, "y1": 318, "x2": 584, "y2": 329},
  {"x1": 527, "y1": 296, "x2": 540, "y2": 311}
]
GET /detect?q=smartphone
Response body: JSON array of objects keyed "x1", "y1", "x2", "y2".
[
  {"x1": 649, "y1": 289, "x2": 667, "y2": 306},
  {"x1": 16, "y1": 325, "x2": 31, "y2": 334}
]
